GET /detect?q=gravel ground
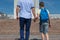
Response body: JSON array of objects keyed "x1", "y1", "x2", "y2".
[{"x1": 0, "y1": 19, "x2": 60, "y2": 40}]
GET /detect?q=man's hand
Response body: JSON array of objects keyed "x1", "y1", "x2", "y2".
[{"x1": 16, "y1": 16, "x2": 19, "y2": 20}]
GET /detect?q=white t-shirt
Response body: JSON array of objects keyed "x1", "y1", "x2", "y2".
[
  {"x1": 17, "y1": 0, "x2": 34, "y2": 19},
  {"x1": 38, "y1": 8, "x2": 49, "y2": 15}
]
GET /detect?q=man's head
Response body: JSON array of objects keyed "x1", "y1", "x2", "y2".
[{"x1": 39, "y1": 2, "x2": 44, "y2": 8}]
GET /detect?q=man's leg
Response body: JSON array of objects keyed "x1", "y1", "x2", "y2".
[
  {"x1": 19, "y1": 17, "x2": 25, "y2": 40},
  {"x1": 25, "y1": 19, "x2": 31, "y2": 40}
]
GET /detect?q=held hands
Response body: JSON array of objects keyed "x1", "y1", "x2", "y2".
[{"x1": 33, "y1": 16, "x2": 38, "y2": 22}]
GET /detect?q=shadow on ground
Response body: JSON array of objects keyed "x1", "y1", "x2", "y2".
[
  {"x1": 15, "y1": 38, "x2": 42, "y2": 40},
  {"x1": 31, "y1": 38, "x2": 42, "y2": 40}
]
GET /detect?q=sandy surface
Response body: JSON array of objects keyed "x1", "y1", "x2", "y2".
[{"x1": 0, "y1": 19, "x2": 60, "y2": 40}]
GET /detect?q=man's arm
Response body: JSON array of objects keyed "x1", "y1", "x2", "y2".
[
  {"x1": 32, "y1": 8, "x2": 36, "y2": 18},
  {"x1": 32, "y1": 8, "x2": 37, "y2": 22},
  {"x1": 16, "y1": 6, "x2": 20, "y2": 19}
]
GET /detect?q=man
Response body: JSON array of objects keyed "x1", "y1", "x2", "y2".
[{"x1": 16, "y1": 0, "x2": 37, "y2": 40}]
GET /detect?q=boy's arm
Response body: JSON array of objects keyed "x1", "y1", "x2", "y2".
[
  {"x1": 37, "y1": 9, "x2": 40, "y2": 18},
  {"x1": 48, "y1": 14, "x2": 51, "y2": 27},
  {"x1": 47, "y1": 9, "x2": 51, "y2": 27}
]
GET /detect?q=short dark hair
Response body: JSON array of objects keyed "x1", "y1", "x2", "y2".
[{"x1": 39, "y1": 2, "x2": 44, "y2": 7}]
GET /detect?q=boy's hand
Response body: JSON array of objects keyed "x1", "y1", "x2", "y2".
[
  {"x1": 49, "y1": 24, "x2": 51, "y2": 28},
  {"x1": 33, "y1": 18, "x2": 36, "y2": 22},
  {"x1": 34, "y1": 16, "x2": 38, "y2": 22},
  {"x1": 49, "y1": 20, "x2": 51, "y2": 28}
]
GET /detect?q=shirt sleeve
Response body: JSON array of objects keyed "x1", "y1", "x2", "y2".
[
  {"x1": 31, "y1": 0, "x2": 34, "y2": 9},
  {"x1": 38, "y1": 9, "x2": 41, "y2": 15},
  {"x1": 38, "y1": 9, "x2": 40, "y2": 14},
  {"x1": 17, "y1": 0, "x2": 21, "y2": 8},
  {"x1": 38, "y1": 9, "x2": 49, "y2": 14},
  {"x1": 47, "y1": 9, "x2": 50, "y2": 14}
]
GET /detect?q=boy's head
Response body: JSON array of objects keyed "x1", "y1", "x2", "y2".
[{"x1": 39, "y1": 2, "x2": 44, "y2": 8}]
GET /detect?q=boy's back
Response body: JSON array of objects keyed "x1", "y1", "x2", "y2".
[
  {"x1": 38, "y1": 2, "x2": 51, "y2": 40},
  {"x1": 40, "y1": 8, "x2": 49, "y2": 22}
]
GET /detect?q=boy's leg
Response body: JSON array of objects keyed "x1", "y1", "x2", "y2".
[
  {"x1": 41, "y1": 33, "x2": 45, "y2": 40},
  {"x1": 40, "y1": 23, "x2": 45, "y2": 40},
  {"x1": 19, "y1": 17, "x2": 25, "y2": 40},
  {"x1": 43, "y1": 23, "x2": 49, "y2": 40},
  {"x1": 25, "y1": 19, "x2": 31, "y2": 40},
  {"x1": 45, "y1": 33, "x2": 49, "y2": 40}
]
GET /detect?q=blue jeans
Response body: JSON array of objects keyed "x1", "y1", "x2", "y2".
[{"x1": 19, "y1": 17, "x2": 31, "y2": 40}]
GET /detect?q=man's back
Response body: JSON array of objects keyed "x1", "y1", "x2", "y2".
[{"x1": 17, "y1": 0, "x2": 34, "y2": 19}]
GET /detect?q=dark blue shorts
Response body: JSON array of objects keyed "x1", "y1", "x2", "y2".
[{"x1": 40, "y1": 22, "x2": 49, "y2": 34}]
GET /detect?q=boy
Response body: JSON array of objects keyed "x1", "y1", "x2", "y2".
[{"x1": 38, "y1": 2, "x2": 51, "y2": 40}]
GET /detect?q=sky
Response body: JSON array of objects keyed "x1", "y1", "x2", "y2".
[
  {"x1": 0, "y1": 0, "x2": 14, "y2": 15},
  {"x1": 39, "y1": 0, "x2": 60, "y2": 14},
  {"x1": 0, "y1": 0, "x2": 60, "y2": 15}
]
